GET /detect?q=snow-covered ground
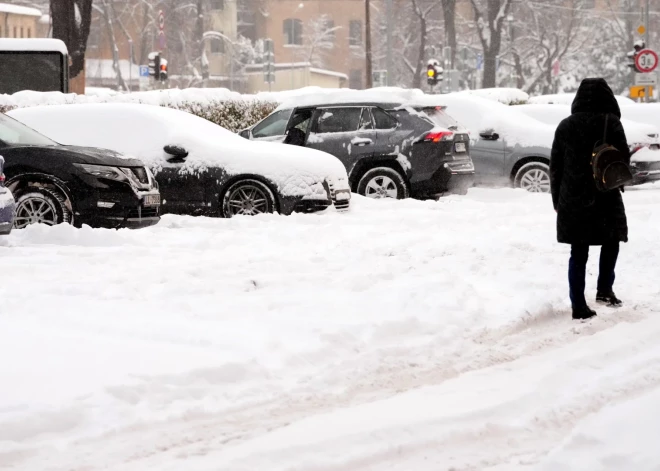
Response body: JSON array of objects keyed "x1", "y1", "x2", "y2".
[{"x1": 1, "y1": 186, "x2": 660, "y2": 471}]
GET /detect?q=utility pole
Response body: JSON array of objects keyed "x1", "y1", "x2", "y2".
[
  {"x1": 645, "y1": 0, "x2": 650, "y2": 46},
  {"x1": 385, "y1": 0, "x2": 393, "y2": 86},
  {"x1": 365, "y1": 0, "x2": 373, "y2": 89}
]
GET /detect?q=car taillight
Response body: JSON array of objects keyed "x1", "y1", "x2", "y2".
[
  {"x1": 423, "y1": 131, "x2": 454, "y2": 142},
  {"x1": 0, "y1": 174, "x2": 5, "y2": 186}
]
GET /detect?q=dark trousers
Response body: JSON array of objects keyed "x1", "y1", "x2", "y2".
[{"x1": 569, "y1": 242, "x2": 620, "y2": 308}]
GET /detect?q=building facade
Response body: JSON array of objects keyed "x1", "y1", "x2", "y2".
[{"x1": 0, "y1": 3, "x2": 48, "y2": 40}]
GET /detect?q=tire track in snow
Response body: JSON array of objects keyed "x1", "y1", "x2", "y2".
[{"x1": 12, "y1": 304, "x2": 652, "y2": 471}]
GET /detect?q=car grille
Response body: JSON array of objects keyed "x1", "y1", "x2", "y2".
[
  {"x1": 635, "y1": 161, "x2": 660, "y2": 172},
  {"x1": 127, "y1": 207, "x2": 160, "y2": 219},
  {"x1": 327, "y1": 179, "x2": 350, "y2": 211}
]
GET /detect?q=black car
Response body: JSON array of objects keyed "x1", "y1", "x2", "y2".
[
  {"x1": 240, "y1": 101, "x2": 475, "y2": 199},
  {"x1": 0, "y1": 113, "x2": 160, "y2": 229}
]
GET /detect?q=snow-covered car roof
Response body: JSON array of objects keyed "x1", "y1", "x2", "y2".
[
  {"x1": 529, "y1": 93, "x2": 635, "y2": 107},
  {"x1": 620, "y1": 104, "x2": 660, "y2": 133},
  {"x1": 517, "y1": 104, "x2": 660, "y2": 146},
  {"x1": 8, "y1": 103, "x2": 349, "y2": 198},
  {"x1": 436, "y1": 93, "x2": 555, "y2": 148},
  {"x1": 275, "y1": 88, "x2": 445, "y2": 112},
  {"x1": 0, "y1": 38, "x2": 67, "y2": 54}
]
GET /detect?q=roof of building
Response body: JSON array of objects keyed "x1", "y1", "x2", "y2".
[{"x1": 0, "y1": 3, "x2": 42, "y2": 17}]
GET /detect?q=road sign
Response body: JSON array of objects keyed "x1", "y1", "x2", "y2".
[
  {"x1": 139, "y1": 65, "x2": 150, "y2": 77},
  {"x1": 635, "y1": 73, "x2": 658, "y2": 86},
  {"x1": 635, "y1": 49, "x2": 658, "y2": 73},
  {"x1": 638, "y1": 25, "x2": 646, "y2": 35},
  {"x1": 630, "y1": 85, "x2": 654, "y2": 99},
  {"x1": 158, "y1": 10, "x2": 165, "y2": 30}
]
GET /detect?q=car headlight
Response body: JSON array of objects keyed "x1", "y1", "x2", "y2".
[{"x1": 74, "y1": 164, "x2": 127, "y2": 181}]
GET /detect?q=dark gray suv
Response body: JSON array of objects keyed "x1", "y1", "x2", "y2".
[{"x1": 240, "y1": 102, "x2": 475, "y2": 199}]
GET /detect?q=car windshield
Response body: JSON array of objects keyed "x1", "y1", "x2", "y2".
[
  {"x1": 252, "y1": 109, "x2": 293, "y2": 138},
  {"x1": 417, "y1": 107, "x2": 460, "y2": 130},
  {"x1": 0, "y1": 113, "x2": 58, "y2": 146}
]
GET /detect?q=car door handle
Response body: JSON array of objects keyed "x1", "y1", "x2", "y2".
[{"x1": 352, "y1": 138, "x2": 373, "y2": 146}]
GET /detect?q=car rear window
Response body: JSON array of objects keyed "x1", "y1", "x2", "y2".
[{"x1": 416, "y1": 107, "x2": 459, "y2": 129}]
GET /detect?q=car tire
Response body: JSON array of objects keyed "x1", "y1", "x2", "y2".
[
  {"x1": 357, "y1": 167, "x2": 409, "y2": 200},
  {"x1": 514, "y1": 162, "x2": 551, "y2": 193},
  {"x1": 13, "y1": 187, "x2": 71, "y2": 229},
  {"x1": 221, "y1": 179, "x2": 276, "y2": 218}
]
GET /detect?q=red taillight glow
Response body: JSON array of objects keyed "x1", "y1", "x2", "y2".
[
  {"x1": 424, "y1": 131, "x2": 454, "y2": 143},
  {"x1": 0, "y1": 174, "x2": 5, "y2": 185}
]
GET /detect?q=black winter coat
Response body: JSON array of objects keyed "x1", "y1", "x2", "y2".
[{"x1": 550, "y1": 78, "x2": 629, "y2": 246}]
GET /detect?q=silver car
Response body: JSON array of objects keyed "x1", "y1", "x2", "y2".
[{"x1": 438, "y1": 94, "x2": 555, "y2": 193}]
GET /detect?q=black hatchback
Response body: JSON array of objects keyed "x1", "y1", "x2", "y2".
[
  {"x1": 240, "y1": 101, "x2": 475, "y2": 199},
  {"x1": 0, "y1": 113, "x2": 160, "y2": 229}
]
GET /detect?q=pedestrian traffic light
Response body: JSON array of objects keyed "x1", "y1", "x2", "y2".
[
  {"x1": 159, "y1": 58, "x2": 168, "y2": 81},
  {"x1": 148, "y1": 52, "x2": 160, "y2": 78}
]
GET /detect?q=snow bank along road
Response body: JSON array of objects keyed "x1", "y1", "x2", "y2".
[{"x1": 1, "y1": 186, "x2": 659, "y2": 471}]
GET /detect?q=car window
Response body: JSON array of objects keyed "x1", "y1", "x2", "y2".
[
  {"x1": 372, "y1": 107, "x2": 398, "y2": 130},
  {"x1": 288, "y1": 108, "x2": 313, "y2": 133},
  {"x1": 0, "y1": 113, "x2": 57, "y2": 146},
  {"x1": 315, "y1": 107, "x2": 363, "y2": 133},
  {"x1": 359, "y1": 108, "x2": 374, "y2": 130},
  {"x1": 252, "y1": 109, "x2": 292, "y2": 138}
]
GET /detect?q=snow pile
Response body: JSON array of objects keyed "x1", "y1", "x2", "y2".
[
  {"x1": 1, "y1": 187, "x2": 660, "y2": 470},
  {"x1": 8, "y1": 103, "x2": 350, "y2": 198},
  {"x1": 458, "y1": 87, "x2": 530, "y2": 105},
  {"x1": 529, "y1": 93, "x2": 635, "y2": 107},
  {"x1": 517, "y1": 104, "x2": 660, "y2": 146}
]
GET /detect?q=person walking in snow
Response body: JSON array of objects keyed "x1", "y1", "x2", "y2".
[{"x1": 550, "y1": 78, "x2": 629, "y2": 320}]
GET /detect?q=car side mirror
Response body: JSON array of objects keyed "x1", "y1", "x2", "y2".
[
  {"x1": 164, "y1": 145, "x2": 189, "y2": 163},
  {"x1": 479, "y1": 131, "x2": 499, "y2": 141},
  {"x1": 238, "y1": 129, "x2": 251, "y2": 139}
]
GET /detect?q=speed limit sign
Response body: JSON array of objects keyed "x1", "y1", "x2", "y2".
[
  {"x1": 158, "y1": 10, "x2": 165, "y2": 31},
  {"x1": 635, "y1": 49, "x2": 658, "y2": 73}
]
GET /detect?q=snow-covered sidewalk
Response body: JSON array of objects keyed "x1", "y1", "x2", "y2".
[{"x1": 1, "y1": 186, "x2": 659, "y2": 470}]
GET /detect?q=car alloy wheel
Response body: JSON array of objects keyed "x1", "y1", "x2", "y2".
[
  {"x1": 365, "y1": 175, "x2": 398, "y2": 199},
  {"x1": 222, "y1": 179, "x2": 275, "y2": 217},
  {"x1": 357, "y1": 167, "x2": 409, "y2": 200},
  {"x1": 13, "y1": 188, "x2": 69, "y2": 229},
  {"x1": 515, "y1": 162, "x2": 551, "y2": 193}
]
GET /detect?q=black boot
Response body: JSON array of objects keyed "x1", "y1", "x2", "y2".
[
  {"x1": 596, "y1": 291, "x2": 622, "y2": 307},
  {"x1": 572, "y1": 305, "x2": 597, "y2": 320}
]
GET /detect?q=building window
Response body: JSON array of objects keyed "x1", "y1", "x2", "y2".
[
  {"x1": 349, "y1": 20, "x2": 362, "y2": 47},
  {"x1": 13, "y1": 26, "x2": 17, "y2": 38},
  {"x1": 349, "y1": 69, "x2": 363, "y2": 89},
  {"x1": 324, "y1": 19, "x2": 336, "y2": 44},
  {"x1": 20, "y1": 27, "x2": 24, "y2": 38},
  {"x1": 209, "y1": 0, "x2": 224, "y2": 10},
  {"x1": 0, "y1": 26, "x2": 3, "y2": 38},
  {"x1": 211, "y1": 35, "x2": 225, "y2": 54},
  {"x1": 27, "y1": 28, "x2": 31, "y2": 38},
  {"x1": 283, "y1": 18, "x2": 303, "y2": 46}
]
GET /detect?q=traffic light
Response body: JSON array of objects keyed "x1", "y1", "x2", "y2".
[
  {"x1": 627, "y1": 40, "x2": 646, "y2": 73},
  {"x1": 148, "y1": 52, "x2": 160, "y2": 78},
  {"x1": 426, "y1": 59, "x2": 443, "y2": 87},
  {"x1": 159, "y1": 58, "x2": 168, "y2": 81}
]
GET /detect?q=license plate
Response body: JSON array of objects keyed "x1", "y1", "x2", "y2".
[
  {"x1": 143, "y1": 194, "x2": 160, "y2": 206},
  {"x1": 455, "y1": 142, "x2": 466, "y2": 153}
]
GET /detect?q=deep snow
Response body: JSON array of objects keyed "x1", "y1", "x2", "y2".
[{"x1": 1, "y1": 187, "x2": 659, "y2": 470}]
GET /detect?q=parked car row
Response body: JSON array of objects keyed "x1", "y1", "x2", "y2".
[
  {"x1": 2, "y1": 91, "x2": 658, "y2": 235},
  {"x1": 0, "y1": 105, "x2": 352, "y2": 232},
  {"x1": 240, "y1": 93, "x2": 660, "y2": 196}
]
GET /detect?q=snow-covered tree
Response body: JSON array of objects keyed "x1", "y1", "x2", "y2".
[{"x1": 50, "y1": 0, "x2": 93, "y2": 79}]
